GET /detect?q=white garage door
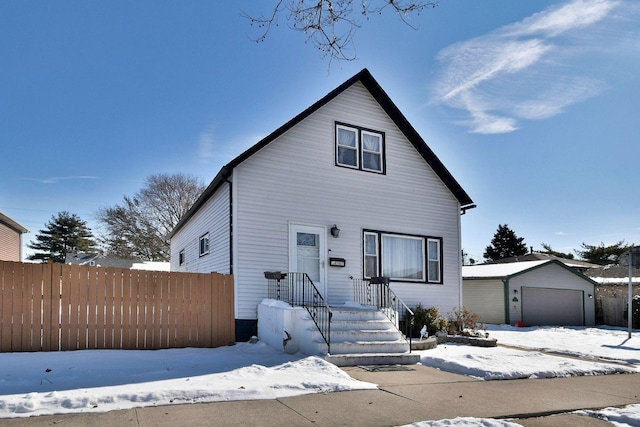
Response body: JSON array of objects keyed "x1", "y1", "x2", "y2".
[{"x1": 522, "y1": 287, "x2": 584, "y2": 326}]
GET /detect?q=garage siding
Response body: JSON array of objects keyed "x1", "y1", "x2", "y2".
[
  {"x1": 509, "y1": 263, "x2": 595, "y2": 326},
  {"x1": 463, "y1": 280, "x2": 505, "y2": 324}
]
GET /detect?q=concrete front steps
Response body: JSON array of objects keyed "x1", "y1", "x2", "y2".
[{"x1": 316, "y1": 306, "x2": 420, "y2": 367}]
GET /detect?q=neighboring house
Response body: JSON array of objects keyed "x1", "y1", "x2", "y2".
[
  {"x1": 0, "y1": 211, "x2": 29, "y2": 262},
  {"x1": 463, "y1": 260, "x2": 596, "y2": 326},
  {"x1": 485, "y1": 252, "x2": 597, "y2": 273},
  {"x1": 584, "y1": 265, "x2": 640, "y2": 326},
  {"x1": 65, "y1": 253, "x2": 170, "y2": 271},
  {"x1": 170, "y1": 69, "x2": 475, "y2": 341}
]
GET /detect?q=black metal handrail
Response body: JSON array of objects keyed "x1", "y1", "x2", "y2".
[
  {"x1": 265, "y1": 272, "x2": 333, "y2": 353},
  {"x1": 353, "y1": 277, "x2": 414, "y2": 351}
]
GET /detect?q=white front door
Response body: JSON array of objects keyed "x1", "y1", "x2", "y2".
[{"x1": 289, "y1": 224, "x2": 327, "y2": 298}]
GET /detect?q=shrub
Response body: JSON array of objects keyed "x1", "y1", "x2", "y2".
[
  {"x1": 448, "y1": 306, "x2": 482, "y2": 336},
  {"x1": 412, "y1": 304, "x2": 449, "y2": 337}
]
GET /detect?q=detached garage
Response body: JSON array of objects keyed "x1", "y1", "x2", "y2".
[{"x1": 463, "y1": 260, "x2": 596, "y2": 326}]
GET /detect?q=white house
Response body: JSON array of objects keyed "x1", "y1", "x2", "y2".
[
  {"x1": 170, "y1": 69, "x2": 475, "y2": 343},
  {"x1": 463, "y1": 260, "x2": 597, "y2": 326}
]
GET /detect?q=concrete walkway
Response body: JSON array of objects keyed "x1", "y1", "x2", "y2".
[{"x1": 1, "y1": 366, "x2": 638, "y2": 426}]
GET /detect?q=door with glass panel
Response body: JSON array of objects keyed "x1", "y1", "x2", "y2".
[{"x1": 289, "y1": 224, "x2": 327, "y2": 298}]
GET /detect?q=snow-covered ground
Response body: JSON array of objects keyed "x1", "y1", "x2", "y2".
[
  {"x1": 0, "y1": 325, "x2": 638, "y2": 425},
  {"x1": 418, "y1": 325, "x2": 639, "y2": 380}
]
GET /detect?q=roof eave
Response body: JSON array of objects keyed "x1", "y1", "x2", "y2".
[{"x1": 170, "y1": 68, "x2": 475, "y2": 237}]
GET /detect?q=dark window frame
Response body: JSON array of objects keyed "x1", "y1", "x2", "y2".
[
  {"x1": 199, "y1": 233, "x2": 210, "y2": 257},
  {"x1": 362, "y1": 229, "x2": 443, "y2": 284},
  {"x1": 179, "y1": 249, "x2": 185, "y2": 266},
  {"x1": 335, "y1": 122, "x2": 385, "y2": 174}
]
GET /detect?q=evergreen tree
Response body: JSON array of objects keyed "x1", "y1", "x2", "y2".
[
  {"x1": 483, "y1": 224, "x2": 528, "y2": 261},
  {"x1": 540, "y1": 243, "x2": 574, "y2": 259},
  {"x1": 575, "y1": 240, "x2": 632, "y2": 266},
  {"x1": 28, "y1": 211, "x2": 97, "y2": 263}
]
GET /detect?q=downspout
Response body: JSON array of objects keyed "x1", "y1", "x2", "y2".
[
  {"x1": 457, "y1": 204, "x2": 463, "y2": 308},
  {"x1": 503, "y1": 278, "x2": 510, "y2": 324},
  {"x1": 226, "y1": 178, "x2": 233, "y2": 275}
]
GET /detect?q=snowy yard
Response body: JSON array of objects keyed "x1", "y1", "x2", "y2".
[{"x1": 0, "y1": 325, "x2": 638, "y2": 425}]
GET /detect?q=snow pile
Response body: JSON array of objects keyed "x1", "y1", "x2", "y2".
[
  {"x1": 403, "y1": 418, "x2": 523, "y2": 426},
  {"x1": 0, "y1": 325, "x2": 637, "y2": 421},
  {"x1": 0, "y1": 343, "x2": 375, "y2": 418},
  {"x1": 417, "y1": 344, "x2": 635, "y2": 380},
  {"x1": 579, "y1": 404, "x2": 640, "y2": 427},
  {"x1": 486, "y1": 325, "x2": 640, "y2": 365}
]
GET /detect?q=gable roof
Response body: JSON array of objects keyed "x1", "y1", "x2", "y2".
[
  {"x1": 485, "y1": 253, "x2": 598, "y2": 271},
  {"x1": 171, "y1": 68, "x2": 474, "y2": 238},
  {"x1": 0, "y1": 210, "x2": 29, "y2": 234},
  {"x1": 463, "y1": 259, "x2": 598, "y2": 285}
]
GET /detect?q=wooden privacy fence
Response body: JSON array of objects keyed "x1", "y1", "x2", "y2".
[{"x1": 0, "y1": 260, "x2": 234, "y2": 352}]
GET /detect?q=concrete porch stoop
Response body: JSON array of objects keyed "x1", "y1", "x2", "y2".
[{"x1": 319, "y1": 306, "x2": 420, "y2": 367}]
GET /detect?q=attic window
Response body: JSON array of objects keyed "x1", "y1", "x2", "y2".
[{"x1": 336, "y1": 123, "x2": 384, "y2": 173}]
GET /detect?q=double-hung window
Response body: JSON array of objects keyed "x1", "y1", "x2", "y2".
[
  {"x1": 363, "y1": 230, "x2": 443, "y2": 284},
  {"x1": 336, "y1": 123, "x2": 384, "y2": 173},
  {"x1": 199, "y1": 233, "x2": 209, "y2": 257}
]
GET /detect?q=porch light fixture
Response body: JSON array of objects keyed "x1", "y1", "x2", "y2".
[
  {"x1": 588, "y1": 294, "x2": 593, "y2": 299},
  {"x1": 330, "y1": 225, "x2": 340, "y2": 238},
  {"x1": 513, "y1": 289, "x2": 518, "y2": 294}
]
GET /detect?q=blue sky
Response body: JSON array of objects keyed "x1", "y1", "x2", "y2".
[{"x1": 1, "y1": 0, "x2": 639, "y2": 263}]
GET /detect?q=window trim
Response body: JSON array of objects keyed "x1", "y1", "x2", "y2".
[
  {"x1": 427, "y1": 238, "x2": 441, "y2": 283},
  {"x1": 335, "y1": 122, "x2": 385, "y2": 174},
  {"x1": 179, "y1": 249, "x2": 185, "y2": 266},
  {"x1": 363, "y1": 231, "x2": 379, "y2": 278},
  {"x1": 199, "y1": 233, "x2": 210, "y2": 257},
  {"x1": 363, "y1": 229, "x2": 443, "y2": 284}
]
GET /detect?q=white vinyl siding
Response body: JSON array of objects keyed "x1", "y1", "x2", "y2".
[
  {"x1": 232, "y1": 82, "x2": 462, "y2": 319},
  {"x1": 170, "y1": 183, "x2": 230, "y2": 274}
]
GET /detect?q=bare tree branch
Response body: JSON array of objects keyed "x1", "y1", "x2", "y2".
[{"x1": 242, "y1": 0, "x2": 437, "y2": 63}]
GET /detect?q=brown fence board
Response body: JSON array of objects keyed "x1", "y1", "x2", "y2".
[
  {"x1": 0, "y1": 261, "x2": 234, "y2": 352},
  {"x1": 20, "y1": 263, "x2": 33, "y2": 351},
  {"x1": 41, "y1": 263, "x2": 58, "y2": 352},
  {"x1": 2, "y1": 262, "x2": 14, "y2": 351}
]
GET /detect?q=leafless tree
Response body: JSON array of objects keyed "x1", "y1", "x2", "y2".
[
  {"x1": 97, "y1": 173, "x2": 205, "y2": 261},
  {"x1": 242, "y1": 0, "x2": 437, "y2": 63}
]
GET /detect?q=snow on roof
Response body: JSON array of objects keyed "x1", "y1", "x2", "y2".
[
  {"x1": 130, "y1": 261, "x2": 170, "y2": 271},
  {"x1": 462, "y1": 260, "x2": 550, "y2": 278},
  {"x1": 591, "y1": 277, "x2": 640, "y2": 284}
]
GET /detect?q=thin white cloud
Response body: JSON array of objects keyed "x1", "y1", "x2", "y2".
[
  {"x1": 432, "y1": 0, "x2": 638, "y2": 134},
  {"x1": 23, "y1": 176, "x2": 100, "y2": 184},
  {"x1": 197, "y1": 121, "x2": 263, "y2": 164},
  {"x1": 555, "y1": 231, "x2": 568, "y2": 236},
  {"x1": 198, "y1": 125, "x2": 216, "y2": 162}
]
